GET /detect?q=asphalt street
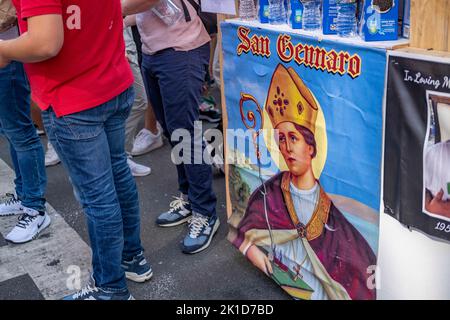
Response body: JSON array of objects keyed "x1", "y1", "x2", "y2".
[{"x1": 0, "y1": 122, "x2": 290, "y2": 300}]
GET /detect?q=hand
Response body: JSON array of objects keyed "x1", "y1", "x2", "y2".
[
  {"x1": 125, "y1": 53, "x2": 132, "y2": 63},
  {"x1": 246, "y1": 245, "x2": 273, "y2": 276},
  {"x1": 426, "y1": 189, "x2": 450, "y2": 218}
]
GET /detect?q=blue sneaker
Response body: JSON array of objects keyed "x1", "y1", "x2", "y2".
[
  {"x1": 121, "y1": 251, "x2": 153, "y2": 283},
  {"x1": 63, "y1": 280, "x2": 134, "y2": 300},
  {"x1": 182, "y1": 213, "x2": 220, "y2": 254},
  {"x1": 156, "y1": 195, "x2": 192, "y2": 227}
]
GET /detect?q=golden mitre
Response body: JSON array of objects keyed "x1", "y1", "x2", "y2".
[{"x1": 265, "y1": 64, "x2": 318, "y2": 134}]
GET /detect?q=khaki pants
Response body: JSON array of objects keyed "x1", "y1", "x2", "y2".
[{"x1": 124, "y1": 27, "x2": 148, "y2": 152}]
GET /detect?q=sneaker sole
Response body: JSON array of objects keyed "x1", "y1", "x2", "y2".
[
  {"x1": 131, "y1": 170, "x2": 152, "y2": 177},
  {"x1": 157, "y1": 215, "x2": 191, "y2": 228},
  {"x1": 183, "y1": 218, "x2": 221, "y2": 254},
  {"x1": 125, "y1": 270, "x2": 153, "y2": 283},
  {"x1": 45, "y1": 160, "x2": 61, "y2": 167},
  {"x1": 199, "y1": 115, "x2": 222, "y2": 123},
  {"x1": 5, "y1": 214, "x2": 51, "y2": 244},
  {"x1": 130, "y1": 140, "x2": 164, "y2": 157}
]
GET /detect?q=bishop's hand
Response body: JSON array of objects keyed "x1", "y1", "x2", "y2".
[{"x1": 246, "y1": 244, "x2": 273, "y2": 276}]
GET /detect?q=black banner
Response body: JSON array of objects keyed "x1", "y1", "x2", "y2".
[{"x1": 384, "y1": 53, "x2": 450, "y2": 241}]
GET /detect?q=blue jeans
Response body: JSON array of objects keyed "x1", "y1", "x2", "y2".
[
  {"x1": 141, "y1": 43, "x2": 217, "y2": 217},
  {"x1": 42, "y1": 87, "x2": 142, "y2": 293},
  {"x1": 0, "y1": 61, "x2": 46, "y2": 212}
]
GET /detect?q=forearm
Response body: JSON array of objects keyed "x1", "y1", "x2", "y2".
[
  {"x1": 122, "y1": 0, "x2": 159, "y2": 16},
  {"x1": 0, "y1": 33, "x2": 59, "y2": 63},
  {"x1": 0, "y1": 14, "x2": 63, "y2": 64}
]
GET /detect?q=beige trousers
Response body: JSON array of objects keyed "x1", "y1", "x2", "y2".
[{"x1": 124, "y1": 27, "x2": 148, "y2": 152}]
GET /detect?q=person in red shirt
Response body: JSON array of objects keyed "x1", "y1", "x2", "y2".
[{"x1": 0, "y1": 0, "x2": 153, "y2": 300}]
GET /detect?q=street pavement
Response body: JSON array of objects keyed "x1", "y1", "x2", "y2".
[{"x1": 0, "y1": 126, "x2": 289, "y2": 300}]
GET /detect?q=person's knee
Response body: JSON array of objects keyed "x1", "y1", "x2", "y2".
[
  {"x1": 86, "y1": 205, "x2": 123, "y2": 230},
  {"x1": 5, "y1": 126, "x2": 41, "y2": 152},
  {"x1": 133, "y1": 99, "x2": 148, "y2": 113},
  {"x1": 78, "y1": 180, "x2": 119, "y2": 212}
]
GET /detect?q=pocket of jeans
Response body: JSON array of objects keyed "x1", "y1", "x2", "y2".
[
  {"x1": 124, "y1": 86, "x2": 135, "y2": 108},
  {"x1": 117, "y1": 87, "x2": 135, "y2": 121},
  {"x1": 53, "y1": 112, "x2": 103, "y2": 141}
]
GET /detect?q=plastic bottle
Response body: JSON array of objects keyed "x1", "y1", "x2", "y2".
[
  {"x1": 151, "y1": 0, "x2": 184, "y2": 26},
  {"x1": 302, "y1": 0, "x2": 322, "y2": 31},
  {"x1": 239, "y1": 0, "x2": 258, "y2": 21},
  {"x1": 268, "y1": 0, "x2": 287, "y2": 25},
  {"x1": 336, "y1": 0, "x2": 357, "y2": 37}
]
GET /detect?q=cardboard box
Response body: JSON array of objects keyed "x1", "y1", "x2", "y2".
[
  {"x1": 410, "y1": 0, "x2": 449, "y2": 52},
  {"x1": 360, "y1": 0, "x2": 399, "y2": 41}
]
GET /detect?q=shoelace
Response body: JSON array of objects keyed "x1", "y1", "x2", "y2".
[
  {"x1": 1, "y1": 193, "x2": 20, "y2": 206},
  {"x1": 73, "y1": 285, "x2": 99, "y2": 300},
  {"x1": 168, "y1": 196, "x2": 188, "y2": 213},
  {"x1": 188, "y1": 215, "x2": 209, "y2": 239},
  {"x1": 16, "y1": 214, "x2": 38, "y2": 229}
]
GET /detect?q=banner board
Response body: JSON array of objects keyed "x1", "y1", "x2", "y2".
[
  {"x1": 222, "y1": 21, "x2": 386, "y2": 300},
  {"x1": 384, "y1": 51, "x2": 450, "y2": 242}
]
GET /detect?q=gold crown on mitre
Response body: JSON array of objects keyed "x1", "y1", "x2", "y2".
[{"x1": 265, "y1": 64, "x2": 318, "y2": 135}]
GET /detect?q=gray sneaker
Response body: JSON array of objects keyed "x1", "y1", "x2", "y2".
[
  {"x1": 121, "y1": 251, "x2": 153, "y2": 283},
  {"x1": 156, "y1": 195, "x2": 192, "y2": 227},
  {"x1": 63, "y1": 284, "x2": 134, "y2": 300},
  {"x1": 182, "y1": 214, "x2": 220, "y2": 254}
]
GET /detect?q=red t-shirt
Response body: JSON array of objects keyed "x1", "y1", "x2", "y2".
[{"x1": 13, "y1": 0, "x2": 133, "y2": 116}]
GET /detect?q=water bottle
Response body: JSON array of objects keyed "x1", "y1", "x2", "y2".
[
  {"x1": 239, "y1": 0, "x2": 258, "y2": 21},
  {"x1": 151, "y1": 0, "x2": 184, "y2": 26},
  {"x1": 302, "y1": 0, "x2": 322, "y2": 31},
  {"x1": 336, "y1": 0, "x2": 357, "y2": 37},
  {"x1": 268, "y1": 0, "x2": 287, "y2": 25}
]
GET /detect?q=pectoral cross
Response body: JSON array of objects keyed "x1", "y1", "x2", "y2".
[
  {"x1": 293, "y1": 264, "x2": 303, "y2": 281},
  {"x1": 296, "y1": 224, "x2": 308, "y2": 239}
]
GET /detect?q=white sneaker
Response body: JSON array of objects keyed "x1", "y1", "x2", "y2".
[
  {"x1": 5, "y1": 207, "x2": 51, "y2": 244},
  {"x1": 0, "y1": 193, "x2": 23, "y2": 216},
  {"x1": 130, "y1": 127, "x2": 164, "y2": 156},
  {"x1": 45, "y1": 142, "x2": 61, "y2": 167},
  {"x1": 127, "y1": 158, "x2": 151, "y2": 177}
]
